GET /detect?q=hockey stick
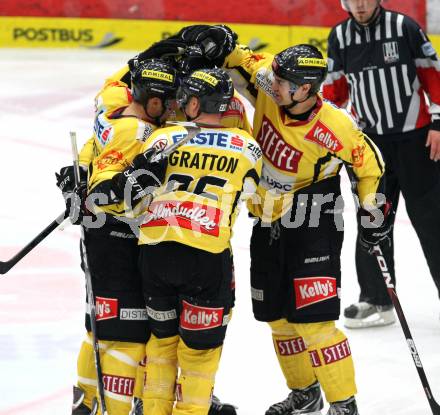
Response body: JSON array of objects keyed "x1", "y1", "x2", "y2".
[
  {"x1": 70, "y1": 131, "x2": 109, "y2": 415},
  {"x1": 373, "y1": 245, "x2": 440, "y2": 414},
  {"x1": 0, "y1": 211, "x2": 67, "y2": 275}
]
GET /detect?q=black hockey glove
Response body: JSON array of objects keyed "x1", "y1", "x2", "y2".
[
  {"x1": 358, "y1": 201, "x2": 394, "y2": 254},
  {"x1": 111, "y1": 148, "x2": 168, "y2": 203},
  {"x1": 176, "y1": 24, "x2": 237, "y2": 63},
  {"x1": 128, "y1": 38, "x2": 188, "y2": 72},
  {"x1": 55, "y1": 165, "x2": 87, "y2": 193},
  {"x1": 55, "y1": 165, "x2": 88, "y2": 225}
]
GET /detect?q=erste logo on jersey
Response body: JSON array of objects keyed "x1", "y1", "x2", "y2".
[
  {"x1": 305, "y1": 121, "x2": 343, "y2": 152},
  {"x1": 94, "y1": 109, "x2": 114, "y2": 146},
  {"x1": 257, "y1": 116, "x2": 303, "y2": 172},
  {"x1": 172, "y1": 131, "x2": 244, "y2": 153},
  {"x1": 180, "y1": 300, "x2": 224, "y2": 330},
  {"x1": 142, "y1": 200, "x2": 223, "y2": 237},
  {"x1": 294, "y1": 277, "x2": 337, "y2": 309},
  {"x1": 95, "y1": 296, "x2": 118, "y2": 321}
]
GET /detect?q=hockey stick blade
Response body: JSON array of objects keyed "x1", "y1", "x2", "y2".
[
  {"x1": 373, "y1": 245, "x2": 440, "y2": 414},
  {"x1": 0, "y1": 211, "x2": 66, "y2": 275}
]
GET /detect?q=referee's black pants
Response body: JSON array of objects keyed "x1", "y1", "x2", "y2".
[{"x1": 355, "y1": 126, "x2": 440, "y2": 305}]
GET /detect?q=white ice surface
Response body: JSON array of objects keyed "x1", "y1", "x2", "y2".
[{"x1": 0, "y1": 49, "x2": 439, "y2": 415}]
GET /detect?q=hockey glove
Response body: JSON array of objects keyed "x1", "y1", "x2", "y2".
[
  {"x1": 128, "y1": 38, "x2": 188, "y2": 72},
  {"x1": 55, "y1": 165, "x2": 88, "y2": 225},
  {"x1": 111, "y1": 148, "x2": 168, "y2": 203},
  {"x1": 55, "y1": 165, "x2": 87, "y2": 193},
  {"x1": 176, "y1": 24, "x2": 237, "y2": 63},
  {"x1": 358, "y1": 201, "x2": 394, "y2": 254}
]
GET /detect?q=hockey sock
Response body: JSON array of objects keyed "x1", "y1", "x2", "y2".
[
  {"x1": 269, "y1": 319, "x2": 316, "y2": 389},
  {"x1": 143, "y1": 334, "x2": 179, "y2": 415},
  {"x1": 98, "y1": 340, "x2": 145, "y2": 415},
  {"x1": 295, "y1": 321, "x2": 357, "y2": 403},
  {"x1": 77, "y1": 333, "x2": 99, "y2": 410},
  {"x1": 174, "y1": 340, "x2": 222, "y2": 415}
]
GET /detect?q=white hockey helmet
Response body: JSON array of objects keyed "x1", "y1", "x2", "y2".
[{"x1": 341, "y1": 0, "x2": 382, "y2": 12}]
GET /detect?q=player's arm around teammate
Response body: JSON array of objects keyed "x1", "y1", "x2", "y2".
[
  {"x1": 172, "y1": 25, "x2": 389, "y2": 415},
  {"x1": 123, "y1": 67, "x2": 261, "y2": 415}
]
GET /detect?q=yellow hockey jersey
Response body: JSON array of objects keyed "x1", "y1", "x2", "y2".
[
  {"x1": 224, "y1": 46, "x2": 385, "y2": 221},
  {"x1": 86, "y1": 80, "x2": 157, "y2": 219},
  {"x1": 137, "y1": 125, "x2": 262, "y2": 253},
  {"x1": 79, "y1": 65, "x2": 252, "y2": 168}
]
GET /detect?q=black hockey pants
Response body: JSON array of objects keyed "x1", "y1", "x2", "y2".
[{"x1": 355, "y1": 126, "x2": 440, "y2": 305}]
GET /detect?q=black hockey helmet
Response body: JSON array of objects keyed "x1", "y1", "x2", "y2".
[
  {"x1": 272, "y1": 44, "x2": 328, "y2": 95},
  {"x1": 131, "y1": 59, "x2": 179, "y2": 105},
  {"x1": 177, "y1": 67, "x2": 234, "y2": 114}
]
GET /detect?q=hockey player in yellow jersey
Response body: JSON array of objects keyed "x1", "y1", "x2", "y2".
[
  {"x1": 170, "y1": 25, "x2": 394, "y2": 415},
  {"x1": 56, "y1": 58, "x2": 179, "y2": 415},
  {"x1": 70, "y1": 44, "x2": 251, "y2": 415},
  {"x1": 116, "y1": 67, "x2": 261, "y2": 415}
]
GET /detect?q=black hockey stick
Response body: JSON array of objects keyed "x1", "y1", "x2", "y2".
[
  {"x1": 0, "y1": 211, "x2": 67, "y2": 275},
  {"x1": 373, "y1": 245, "x2": 440, "y2": 414},
  {"x1": 70, "y1": 131, "x2": 109, "y2": 415}
]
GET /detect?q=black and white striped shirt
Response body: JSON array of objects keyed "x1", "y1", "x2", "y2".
[{"x1": 323, "y1": 8, "x2": 440, "y2": 138}]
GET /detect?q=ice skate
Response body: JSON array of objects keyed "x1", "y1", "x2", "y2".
[{"x1": 344, "y1": 301, "x2": 395, "y2": 328}]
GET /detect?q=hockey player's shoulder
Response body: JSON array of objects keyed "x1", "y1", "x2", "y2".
[{"x1": 321, "y1": 99, "x2": 359, "y2": 132}]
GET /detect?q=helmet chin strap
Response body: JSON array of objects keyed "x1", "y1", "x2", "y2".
[
  {"x1": 144, "y1": 98, "x2": 168, "y2": 126},
  {"x1": 283, "y1": 91, "x2": 310, "y2": 110}
]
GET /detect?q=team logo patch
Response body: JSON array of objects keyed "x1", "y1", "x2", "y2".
[
  {"x1": 95, "y1": 296, "x2": 118, "y2": 321},
  {"x1": 180, "y1": 300, "x2": 224, "y2": 330},
  {"x1": 142, "y1": 200, "x2": 222, "y2": 236},
  {"x1": 351, "y1": 144, "x2": 365, "y2": 167},
  {"x1": 294, "y1": 276, "x2": 338, "y2": 309},
  {"x1": 305, "y1": 121, "x2": 343, "y2": 152},
  {"x1": 275, "y1": 337, "x2": 307, "y2": 356},
  {"x1": 102, "y1": 374, "x2": 135, "y2": 396},
  {"x1": 257, "y1": 116, "x2": 303, "y2": 172},
  {"x1": 382, "y1": 41, "x2": 399, "y2": 64},
  {"x1": 321, "y1": 338, "x2": 352, "y2": 364},
  {"x1": 97, "y1": 150, "x2": 124, "y2": 170}
]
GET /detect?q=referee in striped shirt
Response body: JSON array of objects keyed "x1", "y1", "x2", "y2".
[{"x1": 323, "y1": 0, "x2": 440, "y2": 328}]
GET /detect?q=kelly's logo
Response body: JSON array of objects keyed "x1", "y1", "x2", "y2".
[
  {"x1": 180, "y1": 301, "x2": 224, "y2": 330},
  {"x1": 294, "y1": 276, "x2": 338, "y2": 309},
  {"x1": 305, "y1": 121, "x2": 343, "y2": 152},
  {"x1": 95, "y1": 297, "x2": 118, "y2": 321}
]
